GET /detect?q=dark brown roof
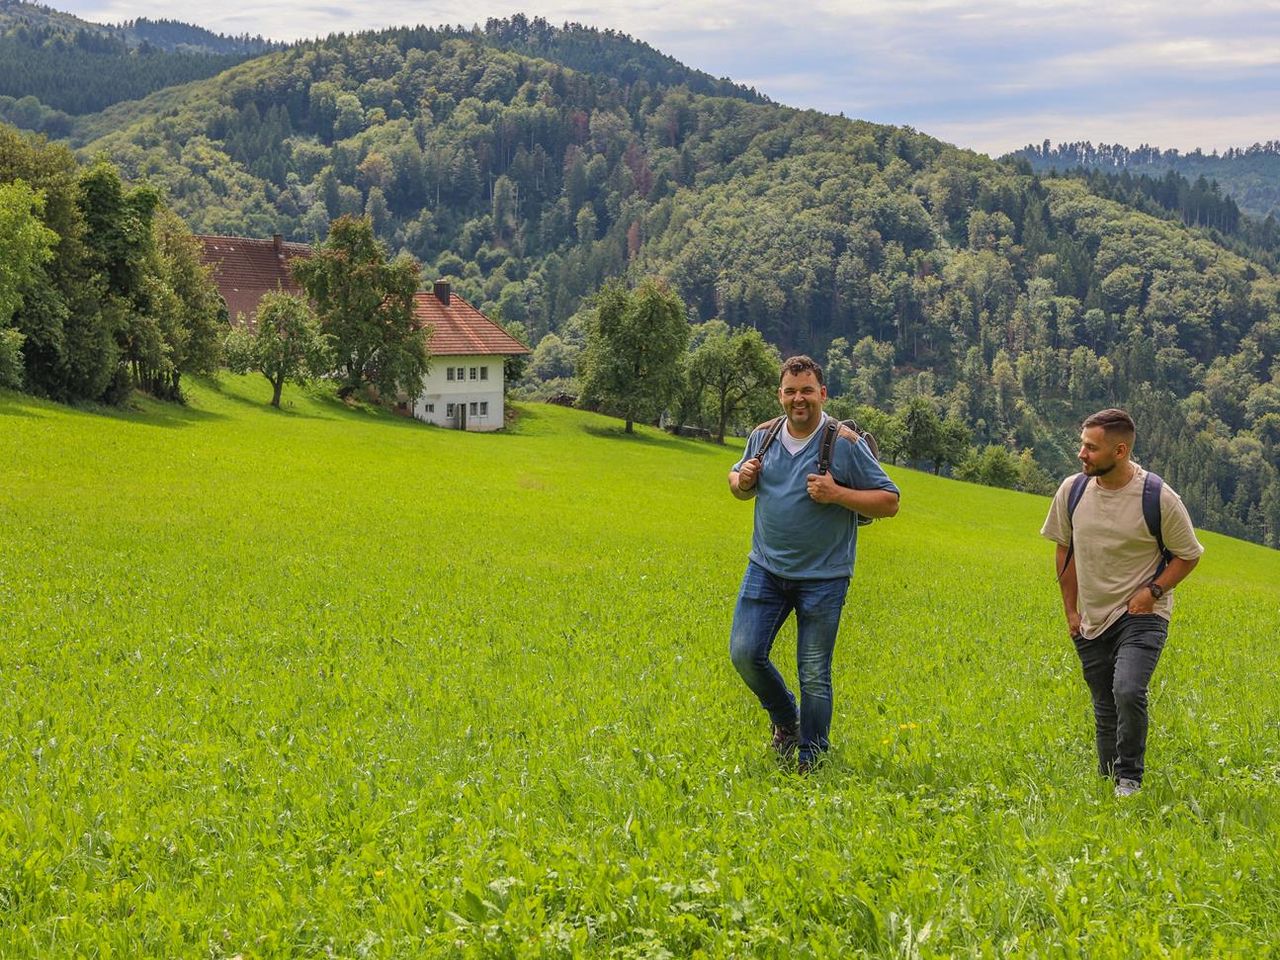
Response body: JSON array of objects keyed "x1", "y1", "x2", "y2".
[
  {"x1": 413, "y1": 290, "x2": 531, "y2": 356},
  {"x1": 197, "y1": 234, "x2": 312, "y2": 324}
]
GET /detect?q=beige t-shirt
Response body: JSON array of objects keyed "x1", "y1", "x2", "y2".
[{"x1": 1041, "y1": 465, "x2": 1205, "y2": 639}]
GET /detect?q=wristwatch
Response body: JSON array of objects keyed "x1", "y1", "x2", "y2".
[{"x1": 1147, "y1": 580, "x2": 1165, "y2": 600}]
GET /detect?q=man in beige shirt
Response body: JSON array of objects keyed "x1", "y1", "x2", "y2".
[{"x1": 1042, "y1": 408, "x2": 1203, "y2": 797}]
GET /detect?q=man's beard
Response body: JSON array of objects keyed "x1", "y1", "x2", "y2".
[{"x1": 1085, "y1": 460, "x2": 1116, "y2": 476}]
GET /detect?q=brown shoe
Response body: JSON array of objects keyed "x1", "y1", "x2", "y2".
[{"x1": 770, "y1": 723, "x2": 798, "y2": 757}]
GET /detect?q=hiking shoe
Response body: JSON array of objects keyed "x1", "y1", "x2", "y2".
[
  {"x1": 770, "y1": 723, "x2": 798, "y2": 757},
  {"x1": 1114, "y1": 777, "x2": 1141, "y2": 797}
]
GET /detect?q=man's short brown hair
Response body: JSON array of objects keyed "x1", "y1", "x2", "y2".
[
  {"x1": 779, "y1": 355, "x2": 824, "y2": 385},
  {"x1": 1082, "y1": 408, "x2": 1136, "y2": 441}
]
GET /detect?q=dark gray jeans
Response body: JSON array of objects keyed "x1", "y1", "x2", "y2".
[{"x1": 1072, "y1": 613, "x2": 1169, "y2": 784}]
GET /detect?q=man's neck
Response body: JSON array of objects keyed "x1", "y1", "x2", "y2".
[
  {"x1": 786, "y1": 412, "x2": 824, "y2": 440},
  {"x1": 1095, "y1": 460, "x2": 1137, "y2": 491}
]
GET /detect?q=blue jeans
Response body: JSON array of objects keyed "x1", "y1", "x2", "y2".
[
  {"x1": 1072, "y1": 613, "x2": 1169, "y2": 784},
  {"x1": 730, "y1": 561, "x2": 850, "y2": 764}
]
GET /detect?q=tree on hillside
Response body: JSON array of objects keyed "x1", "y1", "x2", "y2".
[
  {"x1": 0, "y1": 124, "x2": 116, "y2": 402},
  {"x1": 956, "y1": 445, "x2": 1021, "y2": 489},
  {"x1": 847, "y1": 336, "x2": 896, "y2": 407},
  {"x1": 145, "y1": 206, "x2": 226, "y2": 398},
  {"x1": 937, "y1": 415, "x2": 973, "y2": 475},
  {"x1": 0, "y1": 179, "x2": 57, "y2": 388},
  {"x1": 687, "y1": 321, "x2": 779, "y2": 443},
  {"x1": 824, "y1": 336, "x2": 854, "y2": 397},
  {"x1": 77, "y1": 159, "x2": 172, "y2": 400},
  {"x1": 898, "y1": 394, "x2": 944, "y2": 469},
  {"x1": 292, "y1": 215, "x2": 427, "y2": 400},
  {"x1": 496, "y1": 316, "x2": 531, "y2": 386},
  {"x1": 826, "y1": 336, "x2": 896, "y2": 407},
  {"x1": 223, "y1": 292, "x2": 332, "y2": 408},
  {"x1": 579, "y1": 277, "x2": 689, "y2": 434}
]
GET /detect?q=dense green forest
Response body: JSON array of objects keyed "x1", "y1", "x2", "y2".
[
  {"x1": 0, "y1": 2, "x2": 277, "y2": 54},
  {"x1": 1013, "y1": 140, "x2": 1280, "y2": 221},
  {"x1": 1031, "y1": 166, "x2": 1280, "y2": 271},
  {"x1": 2, "y1": 13, "x2": 1278, "y2": 546},
  {"x1": 0, "y1": 1, "x2": 276, "y2": 118}
]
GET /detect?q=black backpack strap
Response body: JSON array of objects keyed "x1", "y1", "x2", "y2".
[
  {"x1": 817, "y1": 418, "x2": 840, "y2": 475},
  {"x1": 1058, "y1": 473, "x2": 1090, "y2": 580},
  {"x1": 1142, "y1": 471, "x2": 1173, "y2": 576},
  {"x1": 819, "y1": 419, "x2": 878, "y2": 527},
  {"x1": 754, "y1": 416, "x2": 785, "y2": 460}
]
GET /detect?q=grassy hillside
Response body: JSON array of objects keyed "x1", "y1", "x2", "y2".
[{"x1": 1, "y1": 381, "x2": 1278, "y2": 957}]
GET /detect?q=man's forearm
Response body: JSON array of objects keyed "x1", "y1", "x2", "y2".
[
  {"x1": 1154, "y1": 555, "x2": 1198, "y2": 592},
  {"x1": 728, "y1": 471, "x2": 757, "y2": 501},
  {"x1": 1055, "y1": 544, "x2": 1078, "y2": 613},
  {"x1": 834, "y1": 487, "x2": 899, "y2": 518}
]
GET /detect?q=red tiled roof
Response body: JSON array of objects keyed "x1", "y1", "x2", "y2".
[
  {"x1": 413, "y1": 290, "x2": 531, "y2": 356},
  {"x1": 197, "y1": 234, "x2": 313, "y2": 325}
]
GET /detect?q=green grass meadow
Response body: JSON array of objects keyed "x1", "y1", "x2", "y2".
[{"x1": 2, "y1": 377, "x2": 1278, "y2": 958}]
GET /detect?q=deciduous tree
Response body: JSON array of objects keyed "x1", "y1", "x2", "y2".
[
  {"x1": 223, "y1": 291, "x2": 332, "y2": 407},
  {"x1": 292, "y1": 215, "x2": 427, "y2": 400},
  {"x1": 579, "y1": 277, "x2": 689, "y2": 433},
  {"x1": 687, "y1": 322, "x2": 779, "y2": 443}
]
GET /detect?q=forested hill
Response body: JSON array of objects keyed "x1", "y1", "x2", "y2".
[
  {"x1": 0, "y1": 2, "x2": 277, "y2": 54},
  {"x1": 0, "y1": 1, "x2": 278, "y2": 126},
  {"x1": 1012, "y1": 140, "x2": 1280, "y2": 222},
  {"x1": 470, "y1": 15, "x2": 765, "y2": 104},
  {"x1": 5, "y1": 15, "x2": 1279, "y2": 546}
]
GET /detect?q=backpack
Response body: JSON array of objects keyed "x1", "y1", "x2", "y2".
[
  {"x1": 751, "y1": 416, "x2": 881, "y2": 526},
  {"x1": 1059, "y1": 469, "x2": 1173, "y2": 579}
]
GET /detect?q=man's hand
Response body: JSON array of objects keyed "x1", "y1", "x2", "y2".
[
  {"x1": 806, "y1": 472, "x2": 839, "y2": 503},
  {"x1": 1127, "y1": 587, "x2": 1156, "y2": 615},
  {"x1": 730, "y1": 457, "x2": 762, "y2": 499},
  {"x1": 1066, "y1": 609, "x2": 1082, "y2": 639}
]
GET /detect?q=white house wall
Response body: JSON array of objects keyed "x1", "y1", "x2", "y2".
[{"x1": 412, "y1": 356, "x2": 507, "y2": 431}]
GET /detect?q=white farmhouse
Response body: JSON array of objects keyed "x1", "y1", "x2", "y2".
[{"x1": 410, "y1": 281, "x2": 531, "y2": 431}]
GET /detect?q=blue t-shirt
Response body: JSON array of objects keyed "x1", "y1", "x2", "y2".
[{"x1": 734, "y1": 419, "x2": 900, "y2": 579}]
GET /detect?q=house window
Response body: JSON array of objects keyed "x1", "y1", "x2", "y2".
[
  {"x1": 469, "y1": 402, "x2": 478, "y2": 416},
  {"x1": 446, "y1": 367, "x2": 455, "y2": 381},
  {"x1": 425, "y1": 403, "x2": 435, "y2": 413},
  {"x1": 469, "y1": 367, "x2": 478, "y2": 380},
  {"x1": 446, "y1": 403, "x2": 455, "y2": 417},
  {"x1": 479, "y1": 366, "x2": 489, "y2": 381},
  {"x1": 480, "y1": 401, "x2": 489, "y2": 416},
  {"x1": 456, "y1": 366, "x2": 465, "y2": 380}
]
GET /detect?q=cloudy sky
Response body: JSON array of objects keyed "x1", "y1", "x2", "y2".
[{"x1": 58, "y1": 0, "x2": 1280, "y2": 157}]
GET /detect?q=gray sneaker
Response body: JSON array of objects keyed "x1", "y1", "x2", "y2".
[{"x1": 1114, "y1": 777, "x2": 1141, "y2": 797}]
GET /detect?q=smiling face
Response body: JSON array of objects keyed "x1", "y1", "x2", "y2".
[
  {"x1": 778, "y1": 369, "x2": 826, "y2": 436},
  {"x1": 1078, "y1": 424, "x2": 1127, "y2": 476}
]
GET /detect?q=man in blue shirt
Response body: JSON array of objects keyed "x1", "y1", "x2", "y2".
[{"x1": 729, "y1": 355, "x2": 900, "y2": 773}]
